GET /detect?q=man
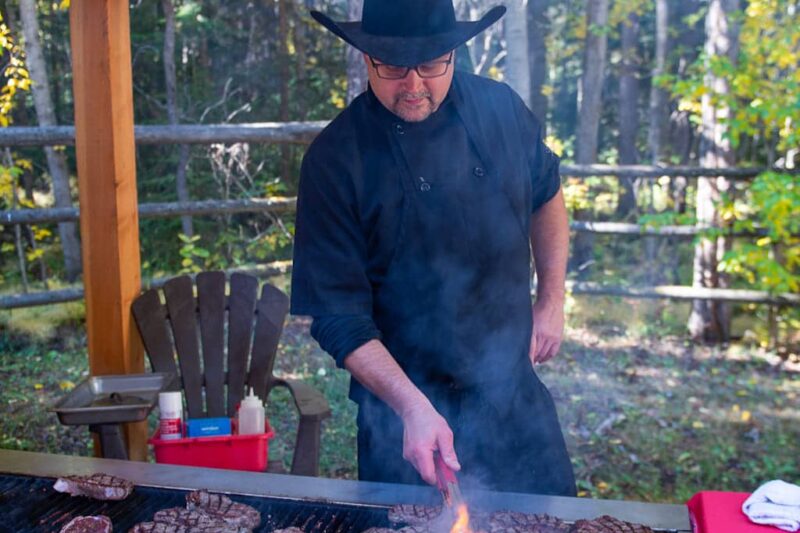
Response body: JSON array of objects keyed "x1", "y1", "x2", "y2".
[{"x1": 291, "y1": 0, "x2": 576, "y2": 496}]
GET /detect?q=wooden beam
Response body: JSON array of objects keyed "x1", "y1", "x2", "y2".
[{"x1": 70, "y1": 0, "x2": 145, "y2": 460}]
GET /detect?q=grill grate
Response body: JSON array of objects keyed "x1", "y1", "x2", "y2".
[{"x1": 0, "y1": 473, "x2": 392, "y2": 533}]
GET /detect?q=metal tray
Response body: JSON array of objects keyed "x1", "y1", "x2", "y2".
[{"x1": 52, "y1": 372, "x2": 177, "y2": 426}]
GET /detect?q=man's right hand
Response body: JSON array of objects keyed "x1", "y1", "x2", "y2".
[
  {"x1": 343, "y1": 339, "x2": 461, "y2": 486},
  {"x1": 400, "y1": 400, "x2": 460, "y2": 485}
]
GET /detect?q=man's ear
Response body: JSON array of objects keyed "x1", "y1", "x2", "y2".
[{"x1": 362, "y1": 53, "x2": 371, "y2": 67}]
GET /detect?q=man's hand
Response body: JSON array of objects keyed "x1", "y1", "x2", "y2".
[
  {"x1": 529, "y1": 298, "x2": 565, "y2": 365},
  {"x1": 400, "y1": 400, "x2": 460, "y2": 485},
  {"x1": 343, "y1": 339, "x2": 460, "y2": 486}
]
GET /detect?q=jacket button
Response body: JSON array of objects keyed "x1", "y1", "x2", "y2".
[
  {"x1": 394, "y1": 124, "x2": 405, "y2": 135},
  {"x1": 473, "y1": 166, "x2": 485, "y2": 177}
]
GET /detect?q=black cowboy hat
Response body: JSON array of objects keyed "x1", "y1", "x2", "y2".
[{"x1": 311, "y1": 0, "x2": 506, "y2": 67}]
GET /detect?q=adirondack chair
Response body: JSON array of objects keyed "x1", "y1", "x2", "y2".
[{"x1": 131, "y1": 271, "x2": 331, "y2": 476}]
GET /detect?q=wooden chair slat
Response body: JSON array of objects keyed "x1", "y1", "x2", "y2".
[
  {"x1": 163, "y1": 276, "x2": 204, "y2": 418},
  {"x1": 196, "y1": 271, "x2": 226, "y2": 418},
  {"x1": 226, "y1": 272, "x2": 258, "y2": 416},
  {"x1": 249, "y1": 284, "x2": 289, "y2": 398},
  {"x1": 131, "y1": 289, "x2": 179, "y2": 379}
]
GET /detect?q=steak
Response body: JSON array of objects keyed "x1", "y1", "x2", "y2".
[
  {"x1": 58, "y1": 515, "x2": 113, "y2": 533},
  {"x1": 388, "y1": 505, "x2": 444, "y2": 525},
  {"x1": 488, "y1": 511, "x2": 570, "y2": 533},
  {"x1": 569, "y1": 515, "x2": 654, "y2": 533},
  {"x1": 128, "y1": 522, "x2": 191, "y2": 533},
  {"x1": 53, "y1": 473, "x2": 134, "y2": 501},
  {"x1": 151, "y1": 507, "x2": 244, "y2": 532},
  {"x1": 185, "y1": 489, "x2": 261, "y2": 530},
  {"x1": 271, "y1": 528, "x2": 306, "y2": 533}
]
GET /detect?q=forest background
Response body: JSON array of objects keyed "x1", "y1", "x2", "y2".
[{"x1": 0, "y1": 0, "x2": 798, "y2": 504}]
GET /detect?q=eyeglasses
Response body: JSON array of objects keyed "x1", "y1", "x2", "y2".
[{"x1": 369, "y1": 52, "x2": 454, "y2": 80}]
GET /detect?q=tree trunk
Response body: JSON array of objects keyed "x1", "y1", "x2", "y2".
[
  {"x1": 162, "y1": 0, "x2": 193, "y2": 238},
  {"x1": 504, "y1": 0, "x2": 530, "y2": 106},
  {"x1": 648, "y1": 0, "x2": 668, "y2": 165},
  {"x1": 294, "y1": 0, "x2": 309, "y2": 118},
  {"x1": 575, "y1": 0, "x2": 609, "y2": 165},
  {"x1": 278, "y1": 0, "x2": 292, "y2": 181},
  {"x1": 617, "y1": 11, "x2": 639, "y2": 218},
  {"x1": 687, "y1": 0, "x2": 740, "y2": 343},
  {"x1": 668, "y1": 0, "x2": 702, "y2": 213},
  {"x1": 571, "y1": 0, "x2": 609, "y2": 275},
  {"x1": 346, "y1": 0, "x2": 367, "y2": 104},
  {"x1": 18, "y1": 0, "x2": 82, "y2": 281},
  {"x1": 527, "y1": 0, "x2": 549, "y2": 127}
]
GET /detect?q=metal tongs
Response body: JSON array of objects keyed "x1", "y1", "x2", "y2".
[{"x1": 434, "y1": 451, "x2": 465, "y2": 509}]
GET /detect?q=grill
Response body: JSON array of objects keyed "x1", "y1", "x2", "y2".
[
  {"x1": 0, "y1": 450, "x2": 691, "y2": 533},
  {"x1": 0, "y1": 473, "x2": 392, "y2": 533}
]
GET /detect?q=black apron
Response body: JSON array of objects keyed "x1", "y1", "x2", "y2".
[{"x1": 356, "y1": 82, "x2": 576, "y2": 496}]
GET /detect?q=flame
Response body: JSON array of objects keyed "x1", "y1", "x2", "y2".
[{"x1": 450, "y1": 503, "x2": 472, "y2": 533}]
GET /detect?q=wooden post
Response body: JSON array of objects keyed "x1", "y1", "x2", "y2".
[{"x1": 70, "y1": 0, "x2": 146, "y2": 460}]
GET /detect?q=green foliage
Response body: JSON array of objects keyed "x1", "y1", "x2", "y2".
[
  {"x1": 670, "y1": 0, "x2": 800, "y2": 155},
  {"x1": 718, "y1": 172, "x2": 800, "y2": 294},
  {"x1": 177, "y1": 233, "x2": 210, "y2": 274},
  {"x1": 639, "y1": 211, "x2": 697, "y2": 228},
  {"x1": 0, "y1": 12, "x2": 30, "y2": 126}
]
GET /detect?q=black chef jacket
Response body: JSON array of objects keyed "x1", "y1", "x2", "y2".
[{"x1": 291, "y1": 71, "x2": 575, "y2": 495}]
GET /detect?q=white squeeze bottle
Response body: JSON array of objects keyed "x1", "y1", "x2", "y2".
[{"x1": 238, "y1": 387, "x2": 265, "y2": 435}]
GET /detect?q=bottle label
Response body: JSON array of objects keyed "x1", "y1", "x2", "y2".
[{"x1": 160, "y1": 417, "x2": 182, "y2": 440}]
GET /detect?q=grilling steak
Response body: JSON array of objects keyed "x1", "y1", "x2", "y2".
[
  {"x1": 488, "y1": 511, "x2": 570, "y2": 533},
  {"x1": 58, "y1": 515, "x2": 113, "y2": 533},
  {"x1": 388, "y1": 505, "x2": 444, "y2": 525},
  {"x1": 151, "y1": 507, "x2": 245, "y2": 532},
  {"x1": 54, "y1": 473, "x2": 134, "y2": 501},
  {"x1": 185, "y1": 489, "x2": 261, "y2": 530},
  {"x1": 128, "y1": 522, "x2": 193, "y2": 533},
  {"x1": 569, "y1": 515, "x2": 655, "y2": 533}
]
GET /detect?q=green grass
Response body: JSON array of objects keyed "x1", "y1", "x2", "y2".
[{"x1": 1, "y1": 299, "x2": 798, "y2": 504}]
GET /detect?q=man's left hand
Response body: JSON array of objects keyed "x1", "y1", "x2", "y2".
[{"x1": 529, "y1": 299, "x2": 565, "y2": 365}]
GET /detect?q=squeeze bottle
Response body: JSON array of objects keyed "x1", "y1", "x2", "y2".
[{"x1": 237, "y1": 387, "x2": 265, "y2": 435}]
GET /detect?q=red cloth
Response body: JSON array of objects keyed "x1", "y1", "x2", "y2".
[{"x1": 687, "y1": 491, "x2": 784, "y2": 533}]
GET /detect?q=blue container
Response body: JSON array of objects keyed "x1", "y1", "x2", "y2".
[{"x1": 185, "y1": 417, "x2": 232, "y2": 438}]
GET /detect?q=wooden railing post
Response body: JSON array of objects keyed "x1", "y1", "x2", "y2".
[{"x1": 70, "y1": 0, "x2": 146, "y2": 460}]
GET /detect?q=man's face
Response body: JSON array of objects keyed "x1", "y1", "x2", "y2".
[{"x1": 364, "y1": 51, "x2": 455, "y2": 123}]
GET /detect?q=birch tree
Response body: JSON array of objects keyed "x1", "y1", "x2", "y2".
[
  {"x1": 648, "y1": 0, "x2": 668, "y2": 164},
  {"x1": 504, "y1": 0, "x2": 530, "y2": 106},
  {"x1": 687, "y1": 0, "x2": 740, "y2": 342},
  {"x1": 18, "y1": 0, "x2": 82, "y2": 281}
]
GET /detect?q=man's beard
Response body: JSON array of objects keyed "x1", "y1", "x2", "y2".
[{"x1": 392, "y1": 91, "x2": 436, "y2": 122}]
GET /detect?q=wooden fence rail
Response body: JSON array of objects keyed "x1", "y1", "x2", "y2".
[
  {"x1": 2, "y1": 261, "x2": 797, "y2": 310},
  {"x1": 1, "y1": 198, "x2": 296, "y2": 225},
  {"x1": 0, "y1": 124, "x2": 796, "y2": 180},
  {"x1": 0, "y1": 200, "x2": 779, "y2": 238}
]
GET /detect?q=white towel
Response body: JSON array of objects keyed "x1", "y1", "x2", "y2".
[{"x1": 742, "y1": 480, "x2": 800, "y2": 532}]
